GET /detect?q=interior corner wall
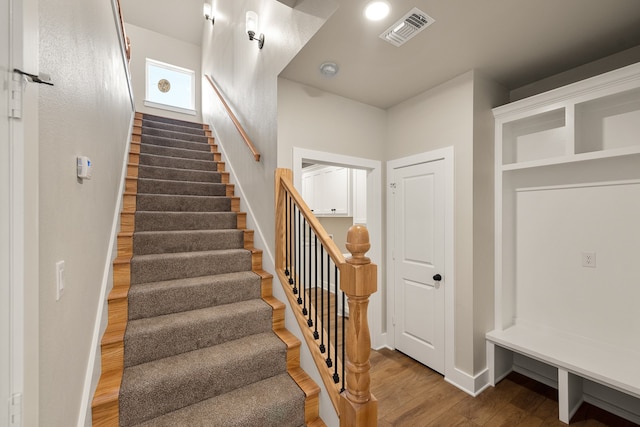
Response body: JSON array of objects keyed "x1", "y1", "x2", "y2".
[
  {"x1": 471, "y1": 71, "x2": 509, "y2": 375},
  {"x1": 38, "y1": 0, "x2": 133, "y2": 424},
  {"x1": 386, "y1": 71, "x2": 476, "y2": 375},
  {"x1": 125, "y1": 23, "x2": 202, "y2": 123}
]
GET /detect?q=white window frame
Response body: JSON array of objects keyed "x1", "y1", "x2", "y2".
[{"x1": 144, "y1": 58, "x2": 196, "y2": 116}]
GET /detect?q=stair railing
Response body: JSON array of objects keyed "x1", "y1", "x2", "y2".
[
  {"x1": 275, "y1": 168, "x2": 378, "y2": 426},
  {"x1": 204, "y1": 74, "x2": 261, "y2": 162}
]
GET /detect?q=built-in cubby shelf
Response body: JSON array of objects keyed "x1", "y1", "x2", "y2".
[
  {"x1": 488, "y1": 62, "x2": 640, "y2": 425},
  {"x1": 496, "y1": 64, "x2": 640, "y2": 171}
]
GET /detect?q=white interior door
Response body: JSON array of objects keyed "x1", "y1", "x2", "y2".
[
  {"x1": 1, "y1": 0, "x2": 12, "y2": 422},
  {"x1": 392, "y1": 159, "x2": 445, "y2": 374}
]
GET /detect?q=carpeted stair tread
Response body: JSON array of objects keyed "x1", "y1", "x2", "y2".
[
  {"x1": 133, "y1": 229, "x2": 244, "y2": 255},
  {"x1": 130, "y1": 249, "x2": 252, "y2": 284},
  {"x1": 119, "y1": 332, "x2": 288, "y2": 426},
  {"x1": 142, "y1": 114, "x2": 203, "y2": 129},
  {"x1": 142, "y1": 120, "x2": 207, "y2": 135},
  {"x1": 124, "y1": 298, "x2": 273, "y2": 367},
  {"x1": 134, "y1": 211, "x2": 238, "y2": 231},
  {"x1": 136, "y1": 193, "x2": 231, "y2": 212},
  {"x1": 143, "y1": 126, "x2": 209, "y2": 143},
  {"x1": 111, "y1": 113, "x2": 312, "y2": 427},
  {"x1": 137, "y1": 165, "x2": 222, "y2": 183},
  {"x1": 141, "y1": 134, "x2": 211, "y2": 152},
  {"x1": 137, "y1": 178, "x2": 227, "y2": 197},
  {"x1": 140, "y1": 143, "x2": 214, "y2": 161},
  {"x1": 127, "y1": 271, "x2": 261, "y2": 320},
  {"x1": 132, "y1": 373, "x2": 305, "y2": 427},
  {"x1": 139, "y1": 153, "x2": 217, "y2": 171}
]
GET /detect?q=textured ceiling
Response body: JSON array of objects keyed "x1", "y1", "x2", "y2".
[
  {"x1": 120, "y1": 0, "x2": 640, "y2": 109},
  {"x1": 120, "y1": 0, "x2": 205, "y2": 46}
]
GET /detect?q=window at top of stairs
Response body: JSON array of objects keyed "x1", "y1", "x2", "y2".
[{"x1": 144, "y1": 58, "x2": 196, "y2": 116}]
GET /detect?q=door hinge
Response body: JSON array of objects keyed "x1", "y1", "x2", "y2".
[
  {"x1": 392, "y1": 316, "x2": 396, "y2": 326},
  {"x1": 10, "y1": 72, "x2": 24, "y2": 119},
  {"x1": 389, "y1": 183, "x2": 396, "y2": 189},
  {"x1": 10, "y1": 393, "x2": 22, "y2": 426}
]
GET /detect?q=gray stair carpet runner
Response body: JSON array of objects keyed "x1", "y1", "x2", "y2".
[{"x1": 120, "y1": 113, "x2": 305, "y2": 427}]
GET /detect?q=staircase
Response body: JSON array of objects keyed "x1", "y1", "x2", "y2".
[{"x1": 92, "y1": 113, "x2": 321, "y2": 426}]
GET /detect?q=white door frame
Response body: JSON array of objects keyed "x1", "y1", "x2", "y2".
[
  {"x1": 386, "y1": 147, "x2": 455, "y2": 379},
  {"x1": 5, "y1": 0, "x2": 37, "y2": 423},
  {"x1": 292, "y1": 147, "x2": 385, "y2": 349},
  {"x1": 2, "y1": 0, "x2": 12, "y2": 422}
]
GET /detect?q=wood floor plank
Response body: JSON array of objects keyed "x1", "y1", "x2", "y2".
[{"x1": 370, "y1": 348, "x2": 639, "y2": 426}]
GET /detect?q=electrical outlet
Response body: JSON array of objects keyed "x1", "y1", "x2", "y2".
[
  {"x1": 581, "y1": 251, "x2": 596, "y2": 268},
  {"x1": 56, "y1": 260, "x2": 65, "y2": 300}
]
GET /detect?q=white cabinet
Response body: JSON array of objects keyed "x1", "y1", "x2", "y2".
[
  {"x1": 488, "y1": 63, "x2": 640, "y2": 423},
  {"x1": 301, "y1": 165, "x2": 352, "y2": 217}
]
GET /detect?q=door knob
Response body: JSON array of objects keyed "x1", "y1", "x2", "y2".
[{"x1": 433, "y1": 274, "x2": 442, "y2": 281}]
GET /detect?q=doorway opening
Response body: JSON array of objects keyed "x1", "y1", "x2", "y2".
[{"x1": 292, "y1": 147, "x2": 385, "y2": 349}]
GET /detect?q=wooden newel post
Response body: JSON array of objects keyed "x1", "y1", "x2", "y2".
[{"x1": 339, "y1": 225, "x2": 378, "y2": 427}]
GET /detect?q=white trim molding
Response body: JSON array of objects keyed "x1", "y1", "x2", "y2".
[
  {"x1": 292, "y1": 147, "x2": 385, "y2": 349},
  {"x1": 386, "y1": 147, "x2": 456, "y2": 387}
]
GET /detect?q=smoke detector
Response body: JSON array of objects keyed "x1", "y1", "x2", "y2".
[
  {"x1": 380, "y1": 8, "x2": 435, "y2": 47},
  {"x1": 319, "y1": 62, "x2": 339, "y2": 78}
]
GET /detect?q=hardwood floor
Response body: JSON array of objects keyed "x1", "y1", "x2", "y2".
[{"x1": 370, "y1": 348, "x2": 639, "y2": 426}]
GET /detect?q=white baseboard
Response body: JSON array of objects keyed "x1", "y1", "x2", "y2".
[
  {"x1": 445, "y1": 367, "x2": 491, "y2": 397},
  {"x1": 77, "y1": 112, "x2": 135, "y2": 427}
]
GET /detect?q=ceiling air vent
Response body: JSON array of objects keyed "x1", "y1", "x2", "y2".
[{"x1": 380, "y1": 8, "x2": 435, "y2": 47}]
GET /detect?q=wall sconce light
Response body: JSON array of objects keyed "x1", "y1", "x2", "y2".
[
  {"x1": 203, "y1": 3, "x2": 215, "y2": 26},
  {"x1": 246, "y1": 11, "x2": 265, "y2": 49}
]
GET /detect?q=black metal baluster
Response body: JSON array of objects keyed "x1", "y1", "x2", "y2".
[
  {"x1": 319, "y1": 245, "x2": 326, "y2": 353},
  {"x1": 305, "y1": 221, "x2": 311, "y2": 322},
  {"x1": 289, "y1": 197, "x2": 295, "y2": 286},
  {"x1": 325, "y1": 251, "x2": 332, "y2": 368},
  {"x1": 284, "y1": 192, "x2": 290, "y2": 277},
  {"x1": 333, "y1": 263, "x2": 340, "y2": 384},
  {"x1": 295, "y1": 208, "x2": 301, "y2": 300},
  {"x1": 313, "y1": 233, "x2": 319, "y2": 338},
  {"x1": 341, "y1": 279, "x2": 346, "y2": 392},
  {"x1": 301, "y1": 213, "x2": 306, "y2": 309}
]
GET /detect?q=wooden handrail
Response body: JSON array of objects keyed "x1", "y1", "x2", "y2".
[
  {"x1": 275, "y1": 168, "x2": 377, "y2": 426},
  {"x1": 115, "y1": 0, "x2": 130, "y2": 61},
  {"x1": 205, "y1": 74, "x2": 261, "y2": 162}
]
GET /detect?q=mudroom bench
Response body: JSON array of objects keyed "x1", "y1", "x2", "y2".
[{"x1": 486, "y1": 324, "x2": 640, "y2": 424}]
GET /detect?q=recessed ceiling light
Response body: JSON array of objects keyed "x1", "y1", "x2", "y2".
[
  {"x1": 319, "y1": 62, "x2": 339, "y2": 78},
  {"x1": 364, "y1": 1, "x2": 390, "y2": 21}
]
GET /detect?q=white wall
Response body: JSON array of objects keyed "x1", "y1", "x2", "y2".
[
  {"x1": 277, "y1": 78, "x2": 386, "y2": 168},
  {"x1": 387, "y1": 72, "x2": 476, "y2": 375},
  {"x1": 278, "y1": 77, "x2": 387, "y2": 345},
  {"x1": 387, "y1": 71, "x2": 508, "y2": 381},
  {"x1": 472, "y1": 72, "x2": 509, "y2": 373},
  {"x1": 38, "y1": 0, "x2": 133, "y2": 425},
  {"x1": 125, "y1": 23, "x2": 202, "y2": 122},
  {"x1": 201, "y1": 0, "x2": 337, "y2": 263},
  {"x1": 516, "y1": 182, "x2": 640, "y2": 352}
]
